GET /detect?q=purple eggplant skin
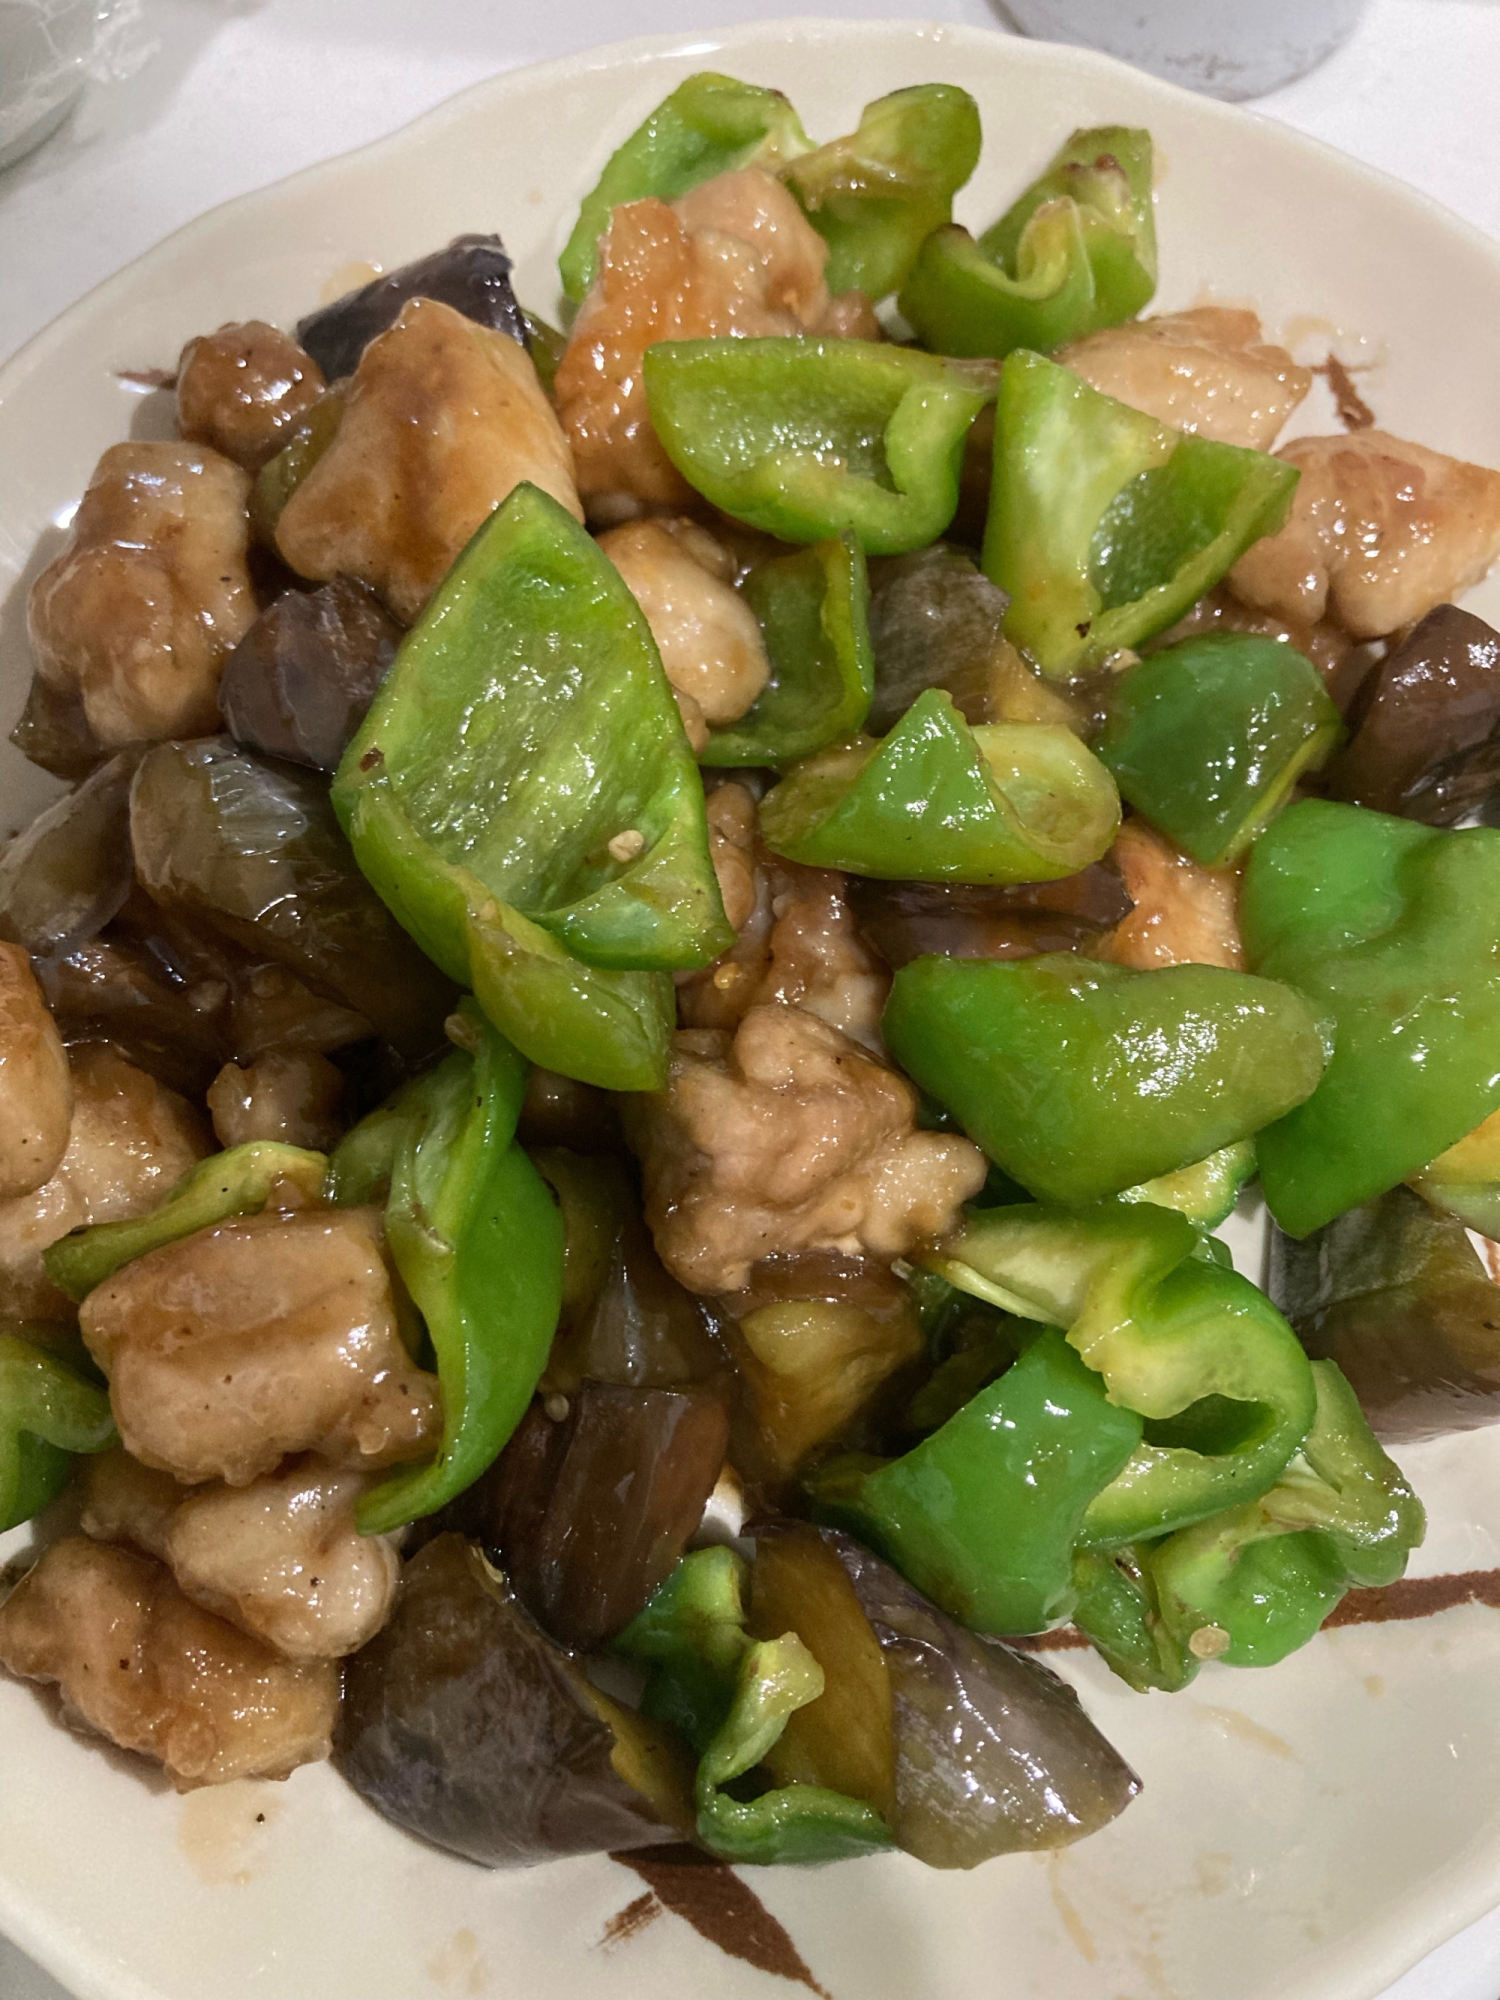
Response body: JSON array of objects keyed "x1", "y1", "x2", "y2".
[
  {"x1": 336, "y1": 1535, "x2": 693, "y2": 1867},
  {"x1": 1268, "y1": 1185, "x2": 1500, "y2": 1443},
  {"x1": 0, "y1": 750, "x2": 140, "y2": 962},
  {"x1": 460, "y1": 1382, "x2": 730, "y2": 1649},
  {"x1": 295, "y1": 234, "x2": 529, "y2": 382},
  {"x1": 849, "y1": 864, "x2": 1132, "y2": 972},
  {"x1": 821, "y1": 1529, "x2": 1140, "y2": 1868},
  {"x1": 1325, "y1": 604, "x2": 1500, "y2": 824},
  {"x1": 218, "y1": 576, "x2": 402, "y2": 772},
  {"x1": 8, "y1": 672, "x2": 108, "y2": 782}
]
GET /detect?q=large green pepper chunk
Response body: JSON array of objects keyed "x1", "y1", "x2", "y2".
[
  {"x1": 884, "y1": 953, "x2": 1325, "y2": 1205},
  {"x1": 759, "y1": 688, "x2": 1120, "y2": 883},
  {"x1": 899, "y1": 126, "x2": 1156, "y2": 359},
  {"x1": 782, "y1": 85, "x2": 981, "y2": 302},
  {"x1": 1098, "y1": 634, "x2": 1344, "y2": 866},
  {"x1": 1, "y1": 1330, "x2": 116, "y2": 1532},
  {"x1": 1242, "y1": 799, "x2": 1500, "y2": 1237},
  {"x1": 335, "y1": 484, "x2": 730, "y2": 1090},
  {"x1": 982, "y1": 351, "x2": 1300, "y2": 678},
  {"x1": 699, "y1": 535, "x2": 874, "y2": 768},
  {"x1": 644, "y1": 338, "x2": 996, "y2": 555},
  {"x1": 924, "y1": 1202, "x2": 1321, "y2": 1549},
  {"x1": 331, "y1": 1005, "x2": 564, "y2": 1534},
  {"x1": 559, "y1": 73, "x2": 812, "y2": 302},
  {"x1": 45, "y1": 1144, "x2": 328, "y2": 1303}
]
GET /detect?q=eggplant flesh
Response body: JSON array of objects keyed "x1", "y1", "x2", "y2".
[
  {"x1": 0, "y1": 750, "x2": 139, "y2": 961},
  {"x1": 1325, "y1": 604, "x2": 1500, "y2": 824},
  {"x1": 218, "y1": 576, "x2": 402, "y2": 772},
  {"x1": 336, "y1": 1535, "x2": 690, "y2": 1866},
  {"x1": 295, "y1": 234, "x2": 529, "y2": 382},
  {"x1": 850, "y1": 866, "x2": 1133, "y2": 972},
  {"x1": 823, "y1": 1529, "x2": 1140, "y2": 1868},
  {"x1": 1268, "y1": 1184, "x2": 1500, "y2": 1442}
]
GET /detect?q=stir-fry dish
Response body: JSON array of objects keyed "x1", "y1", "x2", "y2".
[{"x1": 5, "y1": 72, "x2": 1500, "y2": 1875}]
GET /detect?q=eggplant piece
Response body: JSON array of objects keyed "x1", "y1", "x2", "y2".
[
  {"x1": 128, "y1": 736, "x2": 454, "y2": 1058},
  {"x1": 823, "y1": 1529, "x2": 1140, "y2": 1867},
  {"x1": 8, "y1": 671, "x2": 108, "y2": 782},
  {"x1": 251, "y1": 385, "x2": 347, "y2": 545},
  {"x1": 0, "y1": 751, "x2": 140, "y2": 961},
  {"x1": 464, "y1": 1382, "x2": 730, "y2": 1648},
  {"x1": 218, "y1": 576, "x2": 402, "y2": 771},
  {"x1": 1324, "y1": 604, "x2": 1500, "y2": 823},
  {"x1": 295, "y1": 234, "x2": 528, "y2": 383},
  {"x1": 849, "y1": 865, "x2": 1133, "y2": 971},
  {"x1": 1268, "y1": 1184, "x2": 1500, "y2": 1442},
  {"x1": 336, "y1": 1533, "x2": 692, "y2": 1865}
]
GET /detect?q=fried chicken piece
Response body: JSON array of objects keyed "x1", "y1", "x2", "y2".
[
  {"x1": 83, "y1": 1449, "x2": 397, "y2": 1662},
  {"x1": 556, "y1": 167, "x2": 862, "y2": 512},
  {"x1": 276, "y1": 297, "x2": 582, "y2": 621},
  {"x1": 27, "y1": 442, "x2": 256, "y2": 746},
  {"x1": 206, "y1": 1051, "x2": 344, "y2": 1151},
  {"x1": 1095, "y1": 820, "x2": 1244, "y2": 971},
  {"x1": 176, "y1": 320, "x2": 326, "y2": 472},
  {"x1": 0, "y1": 944, "x2": 72, "y2": 1200},
  {"x1": 0, "y1": 1536, "x2": 337, "y2": 1789},
  {"x1": 599, "y1": 519, "x2": 770, "y2": 750},
  {"x1": 1229, "y1": 430, "x2": 1500, "y2": 639},
  {"x1": 0, "y1": 1043, "x2": 208, "y2": 1323},
  {"x1": 625, "y1": 1003, "x2": 986, "y2": 1294},
  {"x1": 679, "y1": 783, "x2": 890, "y2": 1049},
  {"x1": 80, "y1": 1207, "x2": 441, "y2": 1487},
  {"x1": 1060, "y1": 307, "x2": 1311, "y2": 451}
]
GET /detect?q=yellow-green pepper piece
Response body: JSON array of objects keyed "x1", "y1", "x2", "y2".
[
  {"x1": 899, "y1": 126, "x2": 1156, "y2": 359},
  {"x1": 759, "y1": 687, "x2": 1120, "y2": 883},
  {"x1": 644, "y1": 338, "x2": 996, "y2": 554},
  {"x1": 983, "y1": 350, "x2": 1300, "y2": 678}
]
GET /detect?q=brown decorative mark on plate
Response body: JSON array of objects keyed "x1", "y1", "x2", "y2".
[
  {"x1": 609, "y1": 1843, "x2": 831, "y2": 1997},
  {"x1": 1319, "y1": 353, "x2": 1376, "y2": 430},
  {"x1": 598, "y1": 1890, "x2": 662, "y2": 1950},
  {"x1": 115, "y1": 367, "x2": 178, "y2": 390}
]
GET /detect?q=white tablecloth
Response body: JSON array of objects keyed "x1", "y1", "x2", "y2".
[{"x1": 3, "y1": 2, "x2": 1499, "y2": 1995}]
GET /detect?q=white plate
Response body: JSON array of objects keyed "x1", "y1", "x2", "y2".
[{"x1": 3, "y1": 18, "x2": 1500, "y2": 2000}]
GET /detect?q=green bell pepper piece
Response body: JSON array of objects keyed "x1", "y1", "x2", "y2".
[
  {"x1": 1070, "y1": 1544, "x2": 1200, "y2": 1693},
  {"x1": 883, "y1": 952, "x2": 1325, "y2": 1205},
  {"x1": 350, "y1": 1004, "x2": 564, "y2": 1534},
  {"x1": 335, "y1": 482, "x2": 727, "y2": 1089},
  {"x1": 924, "y1": 1201, "x2": 1320, "y2": 1548},
  {"x1": 559, "y1": 73, "x2": 812, "y2": 302},
  {"x1": 615, "y1": 1546, "x2": 892, "y2": 1862},
  {"x1": 44, "y1": 1144, "x2": 328, "y2": 1303},
  {"x1": 758, "y1": 687, "x2": 1120, "y2": 883},
  {"x1": 982, "y1": 351, "x2": 1301, "y2": 678},
  {"x1": 1119, "y1": 1140, "x2": 1257, "y2": 1231},
  {"x1": 1, "y1": 1330, "x2": 116, "y2": 1533},
  {"x1": 644, "y1": 338, "x2": 996, "y2": 555},
  {"x1": 699, "y1": 535, "x2": 875, "y2": 768},
  {"x1": 782, "y1": 84, "x2": 981, "y2": 302},
  {"x1": 1409, "y1": 1106, "x2": 1500, "y2": 1236},
  {"x1": 899, "y1": 126, "x2": 1156, "y2": 359},
  {"x1": 1098, "y1": 633, "x2": 1344, "y2": 866},
  {"x1": 1242, "y1": 799, "x2": 1500, "y2": 1237},
  {"x1": 809, "y1": 1327, "x2": 1142, "y2": 1633},
  {"x1": 1147, "y1": 1361, "x2": 1424, "y2": 1668}
]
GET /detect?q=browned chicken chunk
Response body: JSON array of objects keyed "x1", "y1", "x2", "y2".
[
  {"x1": 556, "y1": 167, "x2": 869, "y2": 513},
  {"x1": 176, "y1": 320, "x2": 327, "y2": 472},
  {"x1": 680, "y1": 783, "x2": 890, "y2": 1048},
  {"x1": 625, "y1": 1003, "x2": 987, "y2": 1293},
  {"x1": 598, "y1": 519, "x2": 770, "y2": 749},
  {"x1": 27, "y1": 442, "x2": 256, "y2": 745},
  {"x1": 82, "y1": 1449, "x2": 398, "y2": 1661},
  {"x1": 0, "y1": 1044, "x2": 207, "y2": 1322},
  {"x1": 206, "y1": 1051, "x2": 344, "y2": 1151},
  {"x1": 1059, "y1": 307, "x2": 1312, "y2": 451},
  {"x1": 275, "y1": 297, "x2": 582, "y2": 621},
  {"x1": 1229, "y1": 430, "x2": 1500, "y2": 638},
  {"x1": 1095, "y1": 820, "x2": 1244, "y2": 971},
  {"x1": 80, "y1": 1207, "x2": 440, "y2": 1486},
  {"x1": 0, "y1": 944, "x2": 72, "y2": 1200},
  {"x1": 0, "y1": 1537, "x2": 337, "y2": 1789}
]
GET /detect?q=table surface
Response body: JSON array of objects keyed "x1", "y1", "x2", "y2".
[{"x1": 3, "y1": 2, "x2": 1500, "y2": 1996}]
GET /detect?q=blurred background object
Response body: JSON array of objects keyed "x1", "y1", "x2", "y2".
[
  {"x1": 0, "y1": 0, "x2": 147, "y2": 169},
  {"x1": 999, "y1": 0, "x2": 1372, "y2": 98}
]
